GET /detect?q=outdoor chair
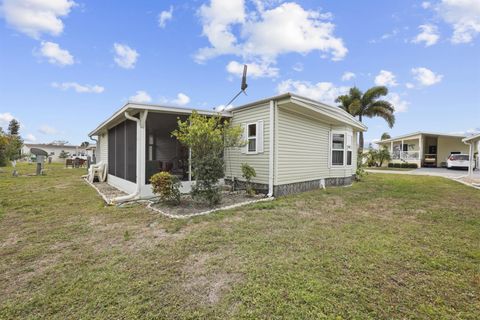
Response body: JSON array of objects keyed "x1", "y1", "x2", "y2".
[
  {"x1": 88, "y1": 161, "x2": 107, "y2": 183},
  {"x1": 65, "y1": 159, "x2": 74, "y2": 168}
]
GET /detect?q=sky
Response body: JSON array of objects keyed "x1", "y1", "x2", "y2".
[{"x1": 0, "y1": 0, "x2": 479, "y2": 146}]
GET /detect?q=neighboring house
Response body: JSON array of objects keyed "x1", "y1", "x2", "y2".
[
  {"x1": 88, "y1": 93, "x2": 367, "y2": 198},
  {"x1": 85, "y1": 144, "x2": 97, "y2": 159},
  {"x1": 22, "y1": 143, "x2": 86, "y2": 162},
  {"x1": 376, "y1": 132, "x2": 469, "y2": 168},
  {"x1": 462, "y1": 133, "x2": 480, "y2": 176}
]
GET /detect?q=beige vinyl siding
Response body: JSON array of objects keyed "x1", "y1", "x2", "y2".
[
  {"x1": 225, "y1": 104, "x2": 270, "y2": 184},
  {"x1": 275, "y1": 108, "x2": 357, "y2": 185},
  {"x1": 98, "y1": 132, "x2": 108, "y2": 164}
]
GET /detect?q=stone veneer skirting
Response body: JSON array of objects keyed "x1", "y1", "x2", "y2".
[{"x1": 225, "y1": 175, "x2": 355, "y2": 197}]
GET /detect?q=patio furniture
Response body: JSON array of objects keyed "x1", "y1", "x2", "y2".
[
  {"x1": 88, "y1": 161, "x2": 107, "y2": 183},
  {"x1": 66, "y1": 159, "x2": 74, "y2": 168}
]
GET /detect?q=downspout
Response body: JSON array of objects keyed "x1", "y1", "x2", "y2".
[
  {"x1": 267, "y1": 100, "x2": 275, "y2": 197},
  {"x1": 110, "y1": 110, "x2": 148, "y2": 204}
]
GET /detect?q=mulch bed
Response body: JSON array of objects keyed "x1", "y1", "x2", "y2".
[{"x1": 151, "y1": 191, "x2": 266, "y2": 216}]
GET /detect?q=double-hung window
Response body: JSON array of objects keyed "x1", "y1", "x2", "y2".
[
  {"x1": 331, "y1": 133, "x2": 345, "y2": 166},
  {"x1": 247, "y1": 123, "x2": 257, "y2": 153},
  {"x1": 346, "y1": 134, "x2": 353, "y2": 166}
]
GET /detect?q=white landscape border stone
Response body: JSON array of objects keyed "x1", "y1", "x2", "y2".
[
  {"x1": 146, "y1": 196, "x2": 275, "y2": 219},
  {"x1": 83, "y1": 177, "x2": 110, "y2": 204}
]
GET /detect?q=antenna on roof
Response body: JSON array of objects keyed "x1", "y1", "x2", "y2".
[{"x1": 223, "y1": 64, "x2": 248, "y2": 109}]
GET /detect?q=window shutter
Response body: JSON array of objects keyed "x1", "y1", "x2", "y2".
[
  {"x1": 257, "y1": 120, "x2": 264, "y2": 153},
  {"x1": 241, "y1": 123, "x2": 247, "y2": 154}
]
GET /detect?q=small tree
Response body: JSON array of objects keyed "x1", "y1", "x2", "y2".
[
  {"x1": 59, "y1": 150, "x2": 70, "y2": 159},
  {"x1": 8, "y1": 119, "x2": 20, "y2": 135},
  {"x1": 381, "y1": 132, "x2": 391, "y2": 140},
  {"x1": 172, "y1": 111, "x2": 243, "y2": 206},
  {"x1": 241, "y1": 163, "x2": 256, "y2": 196},
  {"x1": 80, "y1": 141, "x2": 90, "y2": 147},
  {"x1": 150, "y1": 172, "x2": 181, "y2": 205},
  {"x1": 377, "y1": 146, "x2": 391, "y2": 167}
]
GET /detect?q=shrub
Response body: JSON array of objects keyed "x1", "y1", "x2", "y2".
[
  {"x1": 388, "y1": 163, "x2": 394, "y2": 168},
  {"x1": 241, "y1": 163, "x2": 256, "y2": 196},
  {"x1": 172, "y1": 111, "x2": 244, "y2": 206},
  {"x1": 393, "y1": 163, "x2": 401, "y2": 168},
  {"x1": 407, "y1": 163, "x2": 418, "y2": 168},
  {"x1": 355, "y1": 151, "x2": 367, "y2": 181},
  {"x1": 150, "y1": 172, "x2": 181, "y2": 205}
]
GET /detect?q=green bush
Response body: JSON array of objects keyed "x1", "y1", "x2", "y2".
[
  {"x1": 150, "y1": 172, "x2": 181, "y2": 205},
  {"x1": 241, "y1": 163, "x2": 256, "y2": 196},
  {"x1": 393, "y1": 163, "x2": 401, "y2": 168},
  {"x1": 407, "y1": 163, "x2": 418, "y2": 168},
  {"x1": 388, "y1": 163, "x2": 394, "y2": 168}
]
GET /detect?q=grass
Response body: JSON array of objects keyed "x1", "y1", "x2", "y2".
[{"x1": 1, "y1": 163, "x2": 479, "y2": 319}]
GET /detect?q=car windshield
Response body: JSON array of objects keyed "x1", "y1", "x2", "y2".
[{"x1": 450, "y1": 155, "x2": 469, "y2": 161}]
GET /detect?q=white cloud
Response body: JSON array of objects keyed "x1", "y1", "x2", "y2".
[
  {"x1": 438, "y1": 0, "x2": 480, "y2": 43},
  {"x1": 25, "y1": 133, "x2": 37, "y2": 142},
  {"x1": 292, "y1": 63, "x2": 303, "y2": 72},
  {"x1": 405, "y1": 82, "x2": 415, "y2": 89},
  {"x1": 158, "y1": 6, "x2": 173, "y2": 28},
  {"x1": 113, "y1": 43, "x2": 139, "y2": 69},
  {"x1": 341, "y1": 71, "x2": 356, "y2": 81},
  {"x1": 411, "y1": 67, "x2": 443, "y2": 86},
  {"x1": 226, "y1": 60, "x2": 279, "y2": 78},
  {"x1": 171, "y1": 93, "x2": 191, "y2": 106},
  {"x1": 412, "y1": 24, "x2": 440, "y2": 46},
  {"x1": 374, "y1": 70, "x2": 398, "y2": 87},
  {"x1": 129, "y1": 90, "x2": 152, "y2": 103},
  {"x1": 51, "y1": 82, "x2": 104, "y2": 93},
  {"x1": 0, "y1": 0, "x2": 76, "y2": 39},
  {"x1": 196, "y1": 0, "x2": 347, "y2": 67},
  {"x1": 39, "y1": 125, "x2": 58, "y2": 135},
  {"x1": 386, "y1": 93, "x2": 409, "y2": 113},
  {"x1": 38, "y1": 41, "x2": 74, "y2": 66},
  {"x1": 422, "y1": 2, "x2": 432, "y2": 9},
  {"x1": 277, "y1": 79, "x2": 349, "y2": 105},
  {"x1": 0, "y1": 112, "x2": 15, "y2": 125}
]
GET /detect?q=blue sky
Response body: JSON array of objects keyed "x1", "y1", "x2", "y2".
[{"x1": 0, "y1": 0, "x2": 479, "y2": 145}]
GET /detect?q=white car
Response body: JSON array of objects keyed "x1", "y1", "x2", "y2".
[{"x1": 446, "y1": 154, "x2": 469, "y2": 169}]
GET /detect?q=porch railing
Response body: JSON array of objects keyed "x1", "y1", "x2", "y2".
[{"x1": 391, "y1": 151, "x2": 419, "y2": 160}]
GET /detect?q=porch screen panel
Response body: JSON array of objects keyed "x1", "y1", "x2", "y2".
[
  {"x1": 108, "y1": 126, "x2": 116, "y2": 175},
  {"x1": 115, "y1": 122, "x2": 126, "y2": 179},
  {"x1": 107, "y1": 119, "x2": 137, "y2": 182},
  {"x1": 125, "y1": 120, "x2": 137, "y2": 183}
]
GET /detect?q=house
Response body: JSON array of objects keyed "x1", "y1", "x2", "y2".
[
  {"x1": 376, "y1": 132, "x2": 469, "y2": 168},
  {"x1": 22, "y1": 143, "x2": 86, "y2": 162},
  {"x1": 462, "y1": 133, "x2": 480, "y2": 176},
  {"x1": 85, "y1": 144, "x2": 97, "y2": 160},
  {"x1": 88, "y1": 93, "x2": 367, "y2": 199}
]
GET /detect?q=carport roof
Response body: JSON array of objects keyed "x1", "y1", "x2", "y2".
[
  {"x1": 377, "y1": 131, "x2": 466, "y2": 143},
  {"x1": 462, "y1": 133, "x2": 480, "y2": 143}
]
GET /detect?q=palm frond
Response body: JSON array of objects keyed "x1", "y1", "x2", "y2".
[{"x1": 362, "y1": 86, "x2": 388, "y2": 106}]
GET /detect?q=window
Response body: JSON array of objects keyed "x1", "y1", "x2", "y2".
[
  {"x1": 332, "y1": 133, "x2": 344, "y2": 166},
  {"x1": 247, "y1": 123, "x2": 257, "y2": 153},
  {"x1": 346, "y1": 133, "x2": 353, "y2": 166}
]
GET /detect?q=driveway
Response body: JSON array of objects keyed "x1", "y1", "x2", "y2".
[{"x1": 366, "y1": 167, "x2": 480, "y2": 188}]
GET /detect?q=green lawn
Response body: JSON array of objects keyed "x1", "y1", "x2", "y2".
[
  {"x1": 366, "y1": 167, "x2": 416, "y2": 171},
  {"x1": 1, "y1": 163, "x2": 479, "y2": 319}
]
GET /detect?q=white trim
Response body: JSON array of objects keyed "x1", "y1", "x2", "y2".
[
  {"x1": 108, "y1": 174, "x2": 137, "y2": 194},
  {"x1": 246, "y1": 122, "x2": 258, "y2": 154}
]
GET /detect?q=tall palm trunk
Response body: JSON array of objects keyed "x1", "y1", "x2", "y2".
[{"x1": 358, "y1": 114, "x2": 364, "y2": 153}]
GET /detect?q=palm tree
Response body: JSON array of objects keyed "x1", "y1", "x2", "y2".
[
  {"x1": 381, "y1": 132, "x2": 391, "y2": 140},
  {"x1": 336, "y1": 86, "x2": 395, "y2": 152}
]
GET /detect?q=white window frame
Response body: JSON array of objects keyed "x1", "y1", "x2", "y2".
[
  {"x1": 329, "y1": 130, "x2": 353, "y2": 168},
  {"x1": 330, "y1": 131, "x2": 345, "y2": 167},
  {"x1": 246, "y1": 122, "x2": 258, "y2": 154}
]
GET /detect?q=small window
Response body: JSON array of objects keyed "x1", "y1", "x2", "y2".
[
  {"x1": 347, "y1": 151, "x2": 352, "y2": 165},
  {"x1": 247, "y1": 123, "x2": 257, "y2": 153},
  {"x1": 332, "y1": 133, "x2": 344, "y2": 166}
]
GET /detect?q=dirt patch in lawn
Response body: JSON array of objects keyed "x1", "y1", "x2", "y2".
[
  {"x1": 152, "y1": 192, "x2": 266, "y2": 217},
  {"x1": 87, "y1": 216, "x2": 189, "y2": 253},
  {"x1": 181, "y1": 251, "x2": 243, "y2": 305}
]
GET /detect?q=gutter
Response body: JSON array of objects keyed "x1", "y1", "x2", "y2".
[
  {"x1": 267, "y1": 100, "x2": 275, "y2": 197},
  {"x1": 110, "y1": 110, "x2": 148, "y2": 204}
]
